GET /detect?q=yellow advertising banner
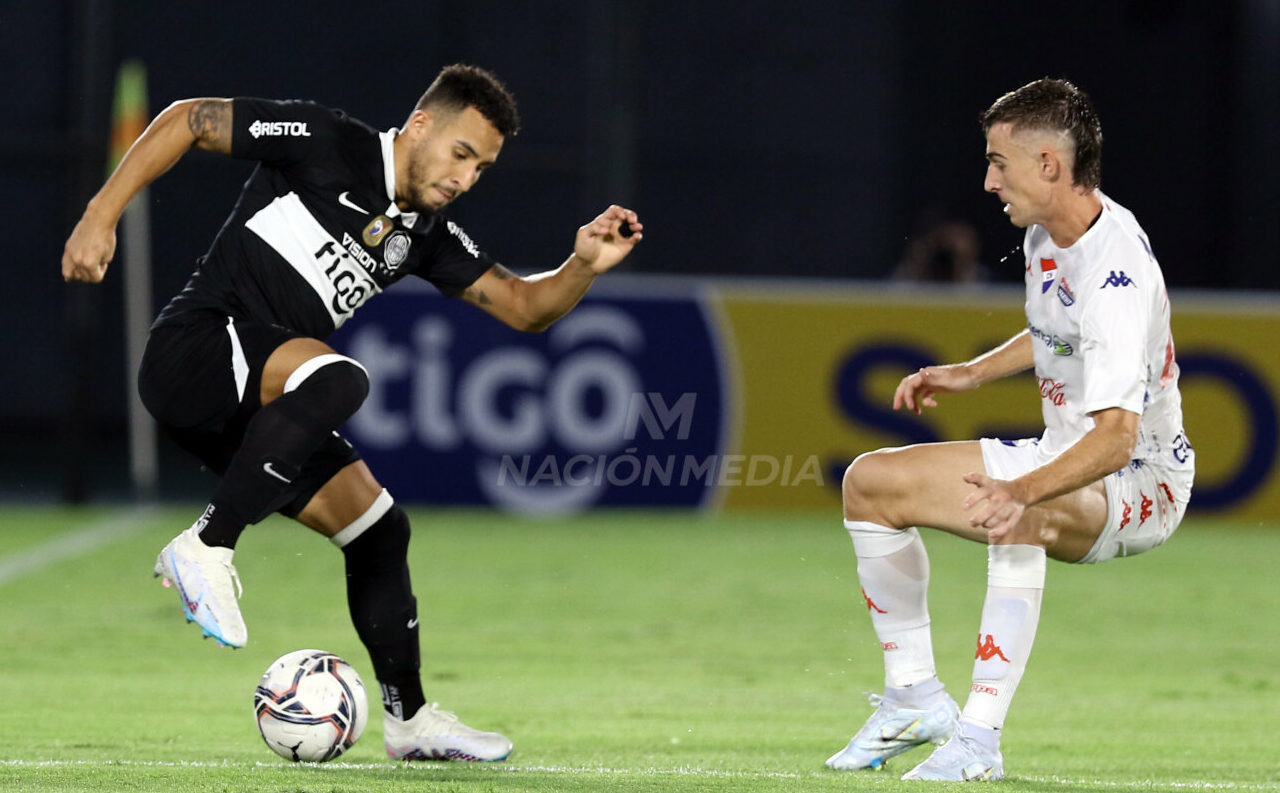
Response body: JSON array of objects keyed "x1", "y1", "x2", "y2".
[{"x1": 712, "y1": 283, "x2": 1280, "y2": 520}]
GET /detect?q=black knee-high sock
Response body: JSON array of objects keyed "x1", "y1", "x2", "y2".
[
  {"x1": 341, "y1": 505, "x2": 425, "y2": 719},
  {"x1": 199, "y1": 359, "x2": 369, "y2": 549}
]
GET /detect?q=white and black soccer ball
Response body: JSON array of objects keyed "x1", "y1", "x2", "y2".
[{"x1": 253, "y1": 649, "x2": 368, "y2": 762}]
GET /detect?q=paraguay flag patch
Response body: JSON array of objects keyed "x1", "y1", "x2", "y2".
[{"x1": 1040, "y1": 258, "x2": 1057, "y2": 293}]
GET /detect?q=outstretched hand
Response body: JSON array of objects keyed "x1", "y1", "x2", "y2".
[
  {"x1": 962, "y1": 472, "x2": 1028, "y2": 541},
  {"x1": 892, "y1": 363, "x2": 979, "y2": 414},
  {"x1": 574, "y1": 205, "x2": 643, "y2": 274}
]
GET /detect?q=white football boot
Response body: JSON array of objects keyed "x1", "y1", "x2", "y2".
[
  {"x1": 385, "y1": 703, "x2": 513, "y2": 762},
  {"x1": 153, "y1": 525, "x2": 247, "y2": 648},
  {"x1": 902, "y1": 720, "x2": 1004, "y2": 781},
  {"x1": 826, "y1": 690, "x2": 959, "y2": 770}
]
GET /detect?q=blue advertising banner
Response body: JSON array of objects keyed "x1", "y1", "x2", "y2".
[{"x1": 328, "y1": 279, "x2": 731, "y2": 512}]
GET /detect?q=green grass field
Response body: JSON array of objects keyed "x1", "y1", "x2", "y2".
[{"x1": 0, "y1": 506, "x2": 1276, "y2": 792}]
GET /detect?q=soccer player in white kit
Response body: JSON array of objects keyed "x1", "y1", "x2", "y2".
[{"x1": 824, "y1": 78, "x2": 1194, "y2": 781}]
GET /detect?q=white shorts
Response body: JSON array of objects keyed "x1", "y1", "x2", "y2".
[{"x1": 978, "y1": 437, "x2": 1191, "y2": 564}]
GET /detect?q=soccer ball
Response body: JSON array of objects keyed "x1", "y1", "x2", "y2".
[{"x1": 253, "y1": 649, "x2": 369, "y2": 762}]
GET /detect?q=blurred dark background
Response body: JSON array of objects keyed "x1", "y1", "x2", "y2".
[{"x1": 5, "y1": 0, "x2": 1278, "y2": 502}]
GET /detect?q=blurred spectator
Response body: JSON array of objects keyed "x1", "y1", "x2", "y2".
[{"x1": 891, "y1": 208, "x2": 989, "y2": 284}]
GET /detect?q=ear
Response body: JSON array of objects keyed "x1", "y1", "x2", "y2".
[
  {"x1": 405, "y1": 109, "x2": 433, "y2": 138},
  {"x1": 1038, "y1": 147, "x2": 1062, "y2": 182}
]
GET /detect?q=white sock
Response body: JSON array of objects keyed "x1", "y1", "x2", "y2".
[
  {"x1": 845, "y1": 520, "x2": 935, "y2": 689},
  {"x1": 962, "y1": 544, "x2": 1045, "y2": 730}
]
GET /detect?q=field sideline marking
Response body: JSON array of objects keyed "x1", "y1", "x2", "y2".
[
  {"x1": 0, "y1": 760, "x2": 1275, "y2": 789},
  {"x1": 0, "y1": 506, "x2": 160, "y2": 587}
]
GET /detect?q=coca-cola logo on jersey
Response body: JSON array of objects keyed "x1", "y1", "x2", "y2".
[{"x1": 1037, "y1": 376, "x2": 1067, "y2": 406}]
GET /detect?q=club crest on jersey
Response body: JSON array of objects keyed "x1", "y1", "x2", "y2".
[
  {"x1": 384, "y1": 232, "x2": 411, "y2": 270},
  {"x1": 1039, "y1": 258, "x2": 1057, "y2": 294},
  {"x1": 362, "y1": 215, "x2": 395, "y2": 247},
  {"x1": 1057, "y1": 276, "x2": 1075, "y2": 306}
]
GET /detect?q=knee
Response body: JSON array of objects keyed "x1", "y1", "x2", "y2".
[
  {"x1": 288, "y1": 355, "x2": 370, "y2": 423},
  {"x1": 842, "y1": 450, "x2": 888, "y2": 520},
  {"x1": 839, "y1": 450, "x2": 911, "y2": 524},
  {"x1": 340, "y1": 502, "x2": 411, "y2": 565}
]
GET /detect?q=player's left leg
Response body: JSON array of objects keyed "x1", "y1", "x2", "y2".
[
  {"x1": 194, "y1": 339, "x2": 371, "y2": 550},
  {"x1": 294, "y1": 462, "x2": 513, "y2": 762}
]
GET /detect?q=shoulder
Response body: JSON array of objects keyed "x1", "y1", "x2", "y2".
[
  {"x1": 1072, "y1": 198, "x2": 1167, "y2": 303},
  {"x1": 234, "y1": 98, "x2": 379, "y2": 140}
]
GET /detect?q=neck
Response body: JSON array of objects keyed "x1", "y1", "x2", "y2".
[
  {"x1": 1043, "y1": 189, "x2": 1102, "y2": 248},
  {"x1": 391, "y1": 130, "x2": 411, "y2": 210}
]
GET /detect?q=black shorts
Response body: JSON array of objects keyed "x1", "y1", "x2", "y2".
[{"x1": 137, "y1": 310, "x2": 363, "y2": 518}]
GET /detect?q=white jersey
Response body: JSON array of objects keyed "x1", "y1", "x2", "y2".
[{"x1": 1022, "y1": 191, "x2": 1194, "y2": 499}]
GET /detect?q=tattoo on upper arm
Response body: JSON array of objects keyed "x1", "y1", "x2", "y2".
[
  {"x1": 464, "y1": 285, "x2": 493, "y2": 306},
  {"x1": 187, "y1": 100, "x2": 232, "y2": 153},
  {"x1": 463, "y1": 265, "x2": 516, "y2": 307}
]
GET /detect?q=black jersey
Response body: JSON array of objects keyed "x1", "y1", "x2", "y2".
[{"x1": 154, "y1": 98, "x2": 496, "y2": 338}]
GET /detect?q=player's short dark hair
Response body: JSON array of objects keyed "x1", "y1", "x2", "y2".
[
  {"x1": 415, "y1": 64, "x2": 521, "y2": 137},
  {"x1": 981, "y1": 78, "x2": 1102, "y2": 190}
]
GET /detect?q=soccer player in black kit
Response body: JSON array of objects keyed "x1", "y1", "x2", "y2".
[{"x1": 61, "y1": 64, "x2": 643, "y2": 762}]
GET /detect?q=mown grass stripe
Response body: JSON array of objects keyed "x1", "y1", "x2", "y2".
[{"x1": 0, "y1": 506, "x2": 159, "y2": 586}]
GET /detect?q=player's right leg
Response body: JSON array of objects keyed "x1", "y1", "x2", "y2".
[
  {"x1": 141, "y1": 319, "x2": 369, "y2": 648},
  {"x1": 292, "y1": 463, "x2": 514, "y2": 762},
  {"x1": 826, "y1": 443, "x2": 980, "y2": 770}
]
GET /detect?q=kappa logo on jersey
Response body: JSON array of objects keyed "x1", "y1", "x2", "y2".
[
  {"x1": 362, "y1": 215, "x2": 395, "y2": 247},
  {"x1": 1139, "y1": 492, "x2": 1153, "y2": 525},
  {"x1": 248, "y1": 120, "x2": 311, "y2": 139},
  {"x1": 1102, "y1": 270, "x2": 1135, "y2": 288},
  {"x1": 1039, "y1": 258, "x2": 1057, "y2": 293},
  {"x1": 975, "y1": 634, "x2": 1010, "y2": 662},
  {"x1": 1118, "y1": 499, "x2": 1132, "y2": 531}
]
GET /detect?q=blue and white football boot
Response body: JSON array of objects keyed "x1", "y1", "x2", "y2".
[
  {"x1": 826, "y1": 690, "x2": 959, "y2": 771},
  {"x1": 154, "y1": 525, "x2": 247, "y2": 648},
  {"x1": 384, "y1": 703, "x2": 513, "y2": 762},
  {"x1": 901, "y1": 719, "x2": 1004, "y2": 781}
]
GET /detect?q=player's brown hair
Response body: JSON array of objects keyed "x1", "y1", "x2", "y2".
[
  {"x1": 981, "y1": 78, "x2": 1103, "y2": 190},
  {"x1": 415, "y1": 64, "x2": 521, "y2": 137}
]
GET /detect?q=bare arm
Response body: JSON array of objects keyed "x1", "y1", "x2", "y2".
[
  {"x1": 61, "y1": 98, "x2": 232, "y2": 283},
  {"x1": 964, "y1": 406, "x2": 1140, "y2": 538},
  {"x1": 460, "y1": 205, "x2": 643, "y2": 332},
  {"x1": 894, "y1": 330, "x2": 1034, "y2": 414}
]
